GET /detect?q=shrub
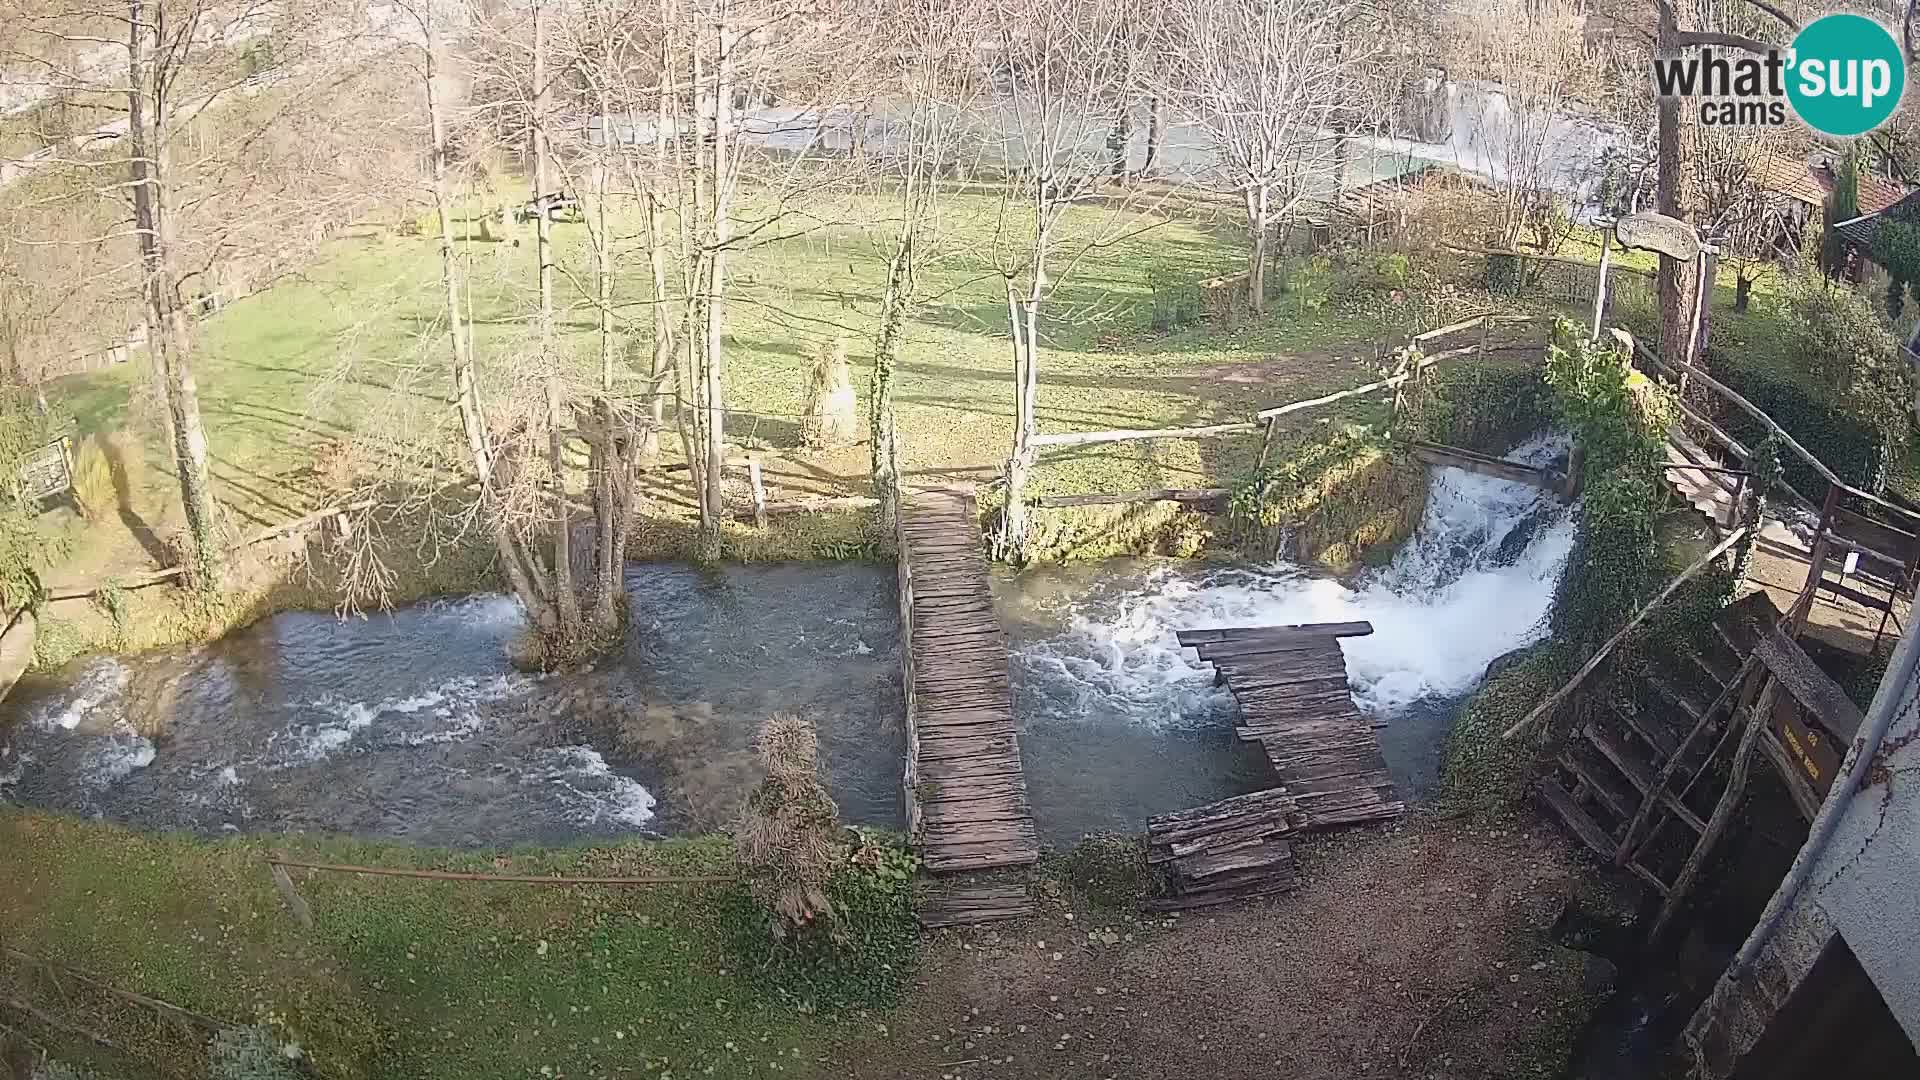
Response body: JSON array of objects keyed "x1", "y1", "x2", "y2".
[
  {"x1": 1399, "y1": 359, "x2": 1554, "y2": 455},
  {"x1": 1145, "y1": 261, "x2": 1202, "y2": 330},
  {"x1": 800, "y1": 340, "x2": 858, "y2": 450},
  {"x1": 723, "y1": 827, "x2": 920, "y2": 1011},
  {"x1": 735, "y1": 714, "x2": 842, "y2": 936},
  {"x1": 69, "y1": 436, "x2": 114, "y2": 519},
  {"x1": 1052, "y1": 833, "x2": 1157, "y2": 908},
  {"x1": 1275, "y1": 254, "x2": 1333, "y2": 312}
]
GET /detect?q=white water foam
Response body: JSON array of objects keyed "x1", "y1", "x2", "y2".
[
  {"x1": 76, "y1": 726, "x2": 156, "y2": 789},
  {"x1": 272, "y1": 672, "x2": 533, "y2": 765},
  {"x1": 533, "y1": 745, "x2": 657, "y2": 827},
  {"x1": 33, "y1": 658, "x2": 131, "y2": 732},
  {"x1": 1023, "y1": 435, "x2": 1575, "y2": 725}
]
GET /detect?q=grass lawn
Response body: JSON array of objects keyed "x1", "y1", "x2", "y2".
[
  {"x1": 0, "y1": 811, "x2": 860, "y2": 1080},
  {"x1": 49, "y1": 194, "x2": 1387, "y2": 532}
]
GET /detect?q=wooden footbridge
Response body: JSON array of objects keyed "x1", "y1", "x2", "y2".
[
  {"x1": 896, "y1": 489, "x2": 1040, "y2": 884},
  {"x1": 1147, "y1": 622, "x2": 1405, "y2": 909}
]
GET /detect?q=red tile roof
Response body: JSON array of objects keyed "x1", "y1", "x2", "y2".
[
  {"x1": 1753, "y1": 152, "x2": 1909, "y2": 214},
  {"x1": 1754, "y1": 153, "x2": 1827, "y2": 206},
  {"x1": 1858, "y1": 173, "x2": 1907, "y2": 215}
]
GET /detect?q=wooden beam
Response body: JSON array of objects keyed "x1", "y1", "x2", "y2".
[
  {"x1": 1407, "y1": 441, "x2": 1564, "y2": 491},
  {"x1": 1647, "y1": 678, "x2": 1781, "y2": 943},
  {"x1": 1502, "y1": 526, "x2": 1751, "y2": 741},
  {"x1": 1614, "y1": 652, "x2": 1763, "y2": 862},
  {"x1": 1028, "y1": 488, "x2": 1230, "y2": 508},
  {"x1": 1176, "y1": 621, "x2": 1375, "y2": 647},
  {"x1": 1028, "y1": 420, "x2": 1258, "y2": 449}
]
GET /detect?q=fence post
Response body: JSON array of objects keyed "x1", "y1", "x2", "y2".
[
  {"x1": 1590, "y1": 228, "x2": 1613, "y2": 341},
  {"x1": 747, "y1": 456, "x2": 768, "y2": 529},
  {"x1": 270, "y1": 858, "x2": 313, "y2": 928}
]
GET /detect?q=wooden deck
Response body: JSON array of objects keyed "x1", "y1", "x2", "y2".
[
  {"x1": 1177, "y1": 622, "x2": 1405, "y2": 830},
  {"x1": 896, "y1": 489, "x2": 1040, "y2": 875}
]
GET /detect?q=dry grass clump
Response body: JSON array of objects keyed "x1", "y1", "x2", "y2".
[
  {"x1": 734, "y1": 713, "x2": 843, "y2": 938},
  {"x1": 799, "y1": 340, "x2": 858, "y2": 450}
]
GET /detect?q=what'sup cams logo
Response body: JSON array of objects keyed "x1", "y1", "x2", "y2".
[{"x1": 1652, "y1": 12, "x2": 1907, "y2": 136}]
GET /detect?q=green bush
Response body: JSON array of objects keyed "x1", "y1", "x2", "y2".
[
  {"x1": 1051, "y1": 833, "x2": 1157, "y2": 908},
  {"x1": 723, "y1": 828, "x2": 920, "y2": 1012},
  {"x1": 1334, "y1": 250, "x2": 1411, "y2": 299},
  {"x1": 1713, "y1": 361, "x2": 1886, "y2": 500},
  {"x1": 1399, "y1": 360, "x2": 1554, "y2": 455},
  {"x1": 1485, "y1": 252, "x2": 1524, "y2": 296},
  {"x1": 1543, "y1": 321, "x2": 1675, "y2": 657}
]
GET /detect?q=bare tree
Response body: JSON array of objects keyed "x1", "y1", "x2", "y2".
[
  {"x1": 1160, "y1": 0, "x2": 1379, "y2": 313},
  {"x1": 977, "y1": 0, "x2": 1169, "y2": 558},
  {"x1": 2, "y1": 0, "x2": 408, "y2": 584},
  {"x1": 857, "y1": 0, "x2": 988, "y2": 526}
]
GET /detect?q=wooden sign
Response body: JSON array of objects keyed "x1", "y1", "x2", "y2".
[
  {"x1": 1770, "y1": 690, "x2": 1842, "y2": 798},
  {"x1": 15, "y1": 436, "x2": 73, "y2": 503},
  {"x1": 1616, "y1": 212, "x2": 1701, "y2": 261}
]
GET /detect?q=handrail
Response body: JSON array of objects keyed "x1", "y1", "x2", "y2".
[{"x1": 1614, "y1": 328, "x2": 1920, "y2": 532}]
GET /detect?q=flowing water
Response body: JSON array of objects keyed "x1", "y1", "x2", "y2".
[
  {"x1": 0, "y1": 563, "x2": 906, "y2": 846},
  {"x1": 1, "y1": 440, "x2": 1577, "y2": 849},
  {"x1": 1001, "y1": 436, "x2": 1577, "y2": 845}
]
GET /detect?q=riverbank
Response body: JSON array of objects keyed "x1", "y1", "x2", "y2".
[{"x1": 0, "y1": 808, "x2": 1608, "y2": 1079}]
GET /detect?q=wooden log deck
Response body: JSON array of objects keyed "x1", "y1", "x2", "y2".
[
  {"x1": 1144, "y1": 623, "x2": 1404, "y2": 909},
  {"x1": 1177, "y1": 622, "x2": 1405, "y2": 830},
  {"x1": 897, "y1": 489, "x2": 1041, "y2": 878}
]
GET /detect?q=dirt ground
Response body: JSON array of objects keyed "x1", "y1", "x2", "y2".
[{"x1": 822, "y1": 814, "x2": 1611, "y2": 1080}]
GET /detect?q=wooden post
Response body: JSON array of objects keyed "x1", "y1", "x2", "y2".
[
  {"x1": 1792, "y1": 487, "x2": 1841, "y2": 634},
  {"x1": 747, "y1": 456, "x2": 768, "y2": 529},
  {"x1": 1647, "y1": 676, "x2": 1781, "y2": 944},
  {"x1": 271, "y1": 859, "x2": 313, "y2": 928},
  {"x1": 1590, "y1": 228, "x2": 1613, "y2": 341}
]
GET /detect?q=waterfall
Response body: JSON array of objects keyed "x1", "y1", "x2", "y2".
[{"x1": 1011, "y1": 435, "x2": 1576, "y2": 728}]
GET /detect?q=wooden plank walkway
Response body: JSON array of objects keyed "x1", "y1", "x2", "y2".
[
  {"x1": 897, "y1": 488, "x2": 1040, "y2": 875},
  {"x1": 1176, "y1": 622, "x2": 1405, "y2": 830}
]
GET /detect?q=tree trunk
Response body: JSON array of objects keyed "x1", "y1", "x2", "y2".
[
  {"x1": 532, "y1": 0, "x2": 581, "y2": 648},
  {"x1": 1654, "y1": 0, "x2": 1699, "y2": 368},
  {"x1": 128, "y1": 0, "x2": 220, "y2": 586},
  {"x1": 1247, "y1": 185, "x2": 1270, "y2": 317},
  {"x1": 694, "y1": 5, "x2": 733, "y2": 563},
  {"x1": 641, "y1": 28, "x2": 675, "y2": 466},
  {"x1": 1144, "y1": 94, "x2": 1162, "y2": 175},
  {"x1": 1735, "y1": 273, "x2": 1753, "y2": 313},
  {"x1": 871, "y1": 240, "x2": 910, "y2": 529},
  {"x1": 422, "y1": 6, "x2": 552, "y2": 632}
]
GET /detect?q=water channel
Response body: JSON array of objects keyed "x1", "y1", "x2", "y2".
[{"x1": 2, "y1": 439, "x2": 1575, "y2": 849}]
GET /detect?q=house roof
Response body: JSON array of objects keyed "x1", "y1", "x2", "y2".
[
  {"x1": 1859, "y1": 173, "x2": 1908, "y2": 215},
  {"x1": 1755, "y1": 153, "x2": 1827, "y2": 206},
  {"x1": 1754, "y1": 152, "x2": 1909, "y2": 215},
  {"x1": 1836, "y1": 188, "x2": 1920, "y2": 253}
]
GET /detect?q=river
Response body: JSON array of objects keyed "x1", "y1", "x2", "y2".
[{"x1": 1, "y1": 439, "x2": 1574, "y2": 848}]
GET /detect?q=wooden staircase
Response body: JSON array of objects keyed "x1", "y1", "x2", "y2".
[
  {"x1": 1662, "y1": 427, "x2": 1743, "y2": 534},
  {"x1": 1535, "y1": 594, "x2": 1777, "y2": 899}
]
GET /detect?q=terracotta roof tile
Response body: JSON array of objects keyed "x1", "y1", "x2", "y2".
[
  {"x1": 1857, "y1": 174, "x2": 1907, "y2": 215},
  {"x1": 1753, "y1": 153, "x2": 1826, "y2": 205}
]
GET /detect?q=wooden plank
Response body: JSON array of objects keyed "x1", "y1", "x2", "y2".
[
  {"x1": 1537, "y1": 780, "x2": 1616, "y2": 859},
  {"x1": 1176, "y1": 622, "x2": 1374, "y2": 646},
  {"x1": 1753, "y1": 629, "x2": 1864, "y2": 741}
]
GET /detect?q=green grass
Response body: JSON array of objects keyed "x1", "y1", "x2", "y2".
[
  {"x1": 48, "y1": 193, "x2": 1391, "y2": 532},
  {"x1": 0, "y1": 812, "x2": 871, "y2": 1079}
]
